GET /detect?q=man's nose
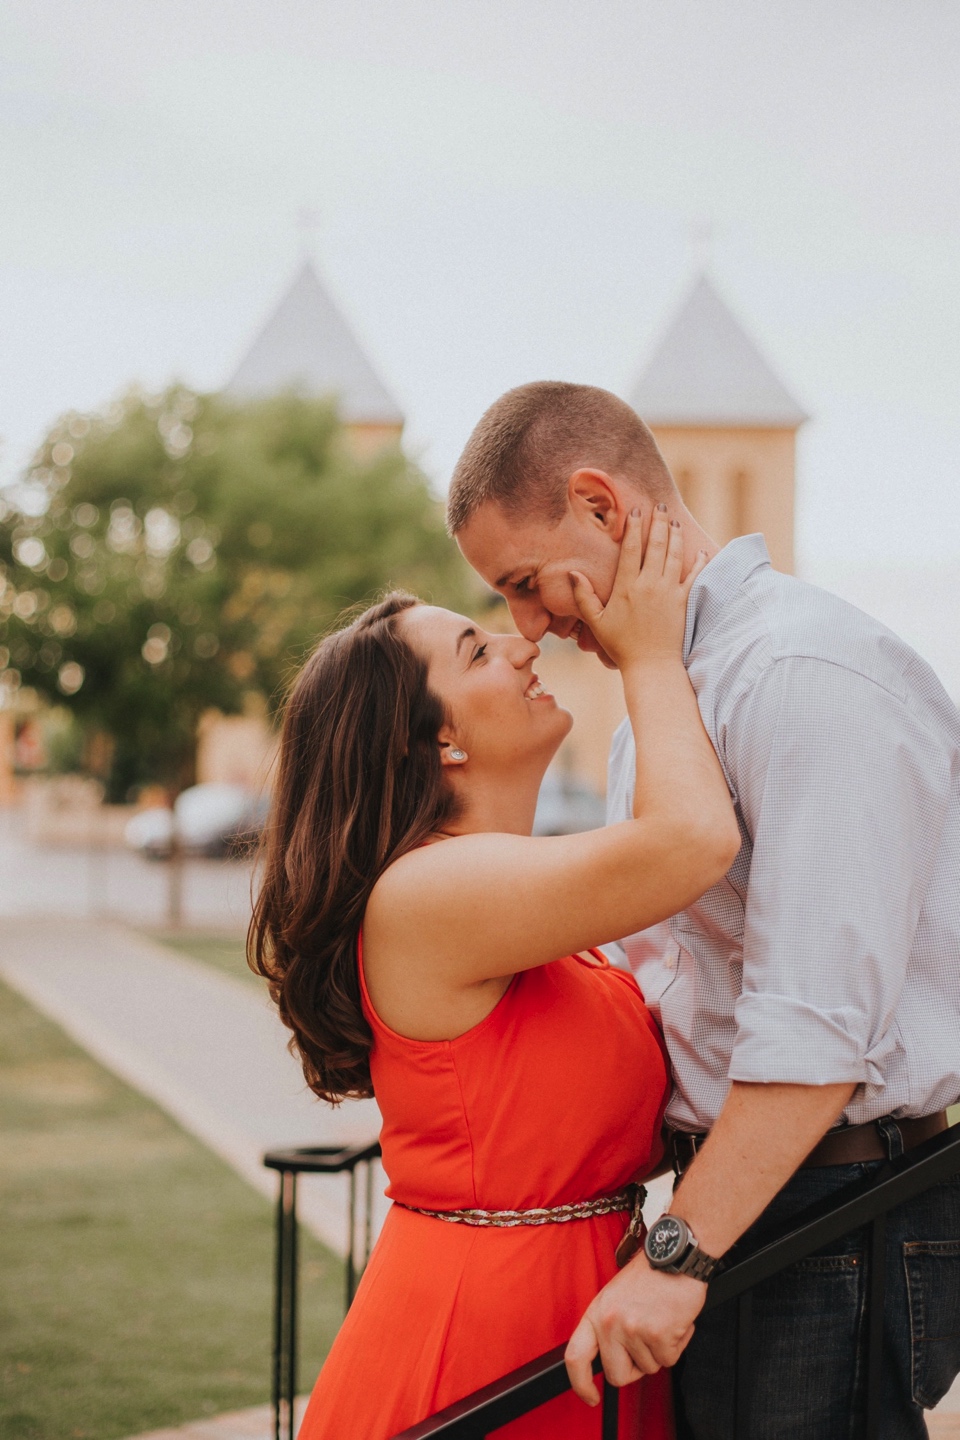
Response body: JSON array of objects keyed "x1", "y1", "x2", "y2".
[
  {"x1": 546, "y1": 614, "x2": 580, "y2": 641},
  {"x1": 506, "y1": 595, "x2": 550, "y2": 644}
]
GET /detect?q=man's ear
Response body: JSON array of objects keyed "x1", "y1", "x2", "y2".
[{"x1": 568, "y1": 469, "x2": 628, "y2": 538}]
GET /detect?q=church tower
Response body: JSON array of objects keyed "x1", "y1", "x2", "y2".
[
  {"x1": 630, "y1": 276, "x2": 806, "y2": 573},
  {"x1": 225, "y1": 261, "x2": 404, "y2": 457}
]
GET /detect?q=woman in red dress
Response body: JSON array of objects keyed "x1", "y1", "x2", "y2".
[{"x1": 250, "y1": 511, "x2": 739, "y2": 1438}]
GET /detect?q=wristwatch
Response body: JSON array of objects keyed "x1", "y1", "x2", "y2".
[{"x1": 644, "y1": 1214, "x2": 722, "y2": 1282}]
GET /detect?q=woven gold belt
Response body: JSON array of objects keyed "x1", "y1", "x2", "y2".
[{"x1": 398, "y1": 1183, "x2": 646, "y2": 1229}]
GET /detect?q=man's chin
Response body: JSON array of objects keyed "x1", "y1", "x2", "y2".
[{"x1": 576, "y1": 627, "x2": 617, "y2": 669}]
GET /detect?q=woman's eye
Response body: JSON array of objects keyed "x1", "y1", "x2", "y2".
[
  {"x1": 514, "y1": 578, "x2": 531, "y2": 595},
  {"x1": 472, "y1": 644, "x2": 488, "y2": 663}
]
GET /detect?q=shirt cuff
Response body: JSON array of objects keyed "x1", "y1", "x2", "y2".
[{"x1": 729, "y1": 992, "x2": 889, "y2": 1088}]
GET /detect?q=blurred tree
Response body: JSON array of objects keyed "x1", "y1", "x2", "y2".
[{"x1": 0, "y1": 387, "x2": 472, "y2": 799}]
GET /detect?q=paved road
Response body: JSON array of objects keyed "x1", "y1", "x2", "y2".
[
  {"x1": 0, "y1": 806, "x2": 254, "y2": 929},
  {"x1": 0, "y1": 916, "x2": 384, "y2": 1254}
]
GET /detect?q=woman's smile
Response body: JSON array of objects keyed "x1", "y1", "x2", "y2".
[{"x1": 523, "y1": 673, "x2": 553, "y2": 701}]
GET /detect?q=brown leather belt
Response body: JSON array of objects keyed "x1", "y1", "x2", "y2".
[{"x1": 668, "y1": 1111, "x2": 949, "y2": 1177}]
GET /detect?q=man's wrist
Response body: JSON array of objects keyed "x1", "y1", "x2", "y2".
[
  {"x1": 644, "y1": 1212, "x2": 723, "y2": 1282},
  {"x1": 670, "y1": 1200, "x2": 729, "y2": 1260},
  {"x1": 626, "y1": 1247, "x2": 709, "y2": 1290}
]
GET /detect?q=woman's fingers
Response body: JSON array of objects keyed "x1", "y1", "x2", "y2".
[
  {"x1": 569, "y1": 571, "x2": 604, "y2": 628},
  {"x1": 565, "y1": 1316, "x2": 602, "y2": 1407},
  {"x1": 664, "y1": 519, "x2": 684, "y2": 581},
  {"x1": 570, "y1": 507, "x2": 706, "y2": 669},
  {"x1": 641, "y1": 505, "x2": 670, "y2": 575},
  {"x1": 681, "y1": 548, "x2": 710, "y2": 599},
  {"x1": 612, "y1": 508, "x2": 644, "y2": 588}
]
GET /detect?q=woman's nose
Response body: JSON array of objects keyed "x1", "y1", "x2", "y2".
[{"x1": 509, "y1": 636, "x2": 540, "y2": 666}]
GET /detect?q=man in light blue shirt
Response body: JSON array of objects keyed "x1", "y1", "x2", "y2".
[
  {"x1": 451, "y1": 379, "x2": 960, "y2": 1438},
  {"x1": 606, "y1": 530, "x2": 960, "y2": 1135}
]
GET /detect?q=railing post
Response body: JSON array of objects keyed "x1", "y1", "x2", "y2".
[
  {"x1": 265, "y1": 1141, "x2": 382, "y2": 1440},
  {"x1": 346, "y1": 1164, "x2": 357, "y2": 1308},
  {"x1": 601, "y1": 1378, "x2": 619, "y2": 1438},
  {"x1": 271, "y1": 1172, "x2": 283, "y2": 1440},
  {"x1": 863, "y1": 1212, "x2": 887, "y2": 1440},
  {"x1": 733, "y1": 1290, "x2": 753, "y2": 1439},
  {"x1": 365, "y1": 1156, "x2": 375, "y2": 1270},
  {"x1": 272, "y1": 1168, "x2": 299, "y2": 1440}
]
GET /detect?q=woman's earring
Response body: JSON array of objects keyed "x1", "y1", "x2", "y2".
[{"x1": 449, "y1": 748, "x2": 468, "y2": 762}]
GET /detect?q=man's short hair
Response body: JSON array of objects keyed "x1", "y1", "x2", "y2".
[{"x1": 446, "y1": 381, "x2": 675, "y2": 535}]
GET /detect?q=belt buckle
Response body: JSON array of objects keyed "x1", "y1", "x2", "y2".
[
  {"x1": 670, "y1": 1130, "x2": 703, "y2": 1178},
  {"x1": 614, "y1": 1182, "x2": 648, "y2": 1269}
]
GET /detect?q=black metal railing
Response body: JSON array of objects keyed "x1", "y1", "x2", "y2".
[
  {"x1": 263, "y1": 1141, "x2": 382, "y2": 1440},
  {"x1": 391, "y1": 1122, "x2": 960, "y2": 1440}
]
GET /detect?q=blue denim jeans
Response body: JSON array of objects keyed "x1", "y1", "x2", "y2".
[{"x1": 674, "y1": 1158, "x2": 960, "y2": 1439}]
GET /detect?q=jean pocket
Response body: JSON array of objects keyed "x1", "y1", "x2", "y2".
[{"x1": 904, "y1": 1239, "x2": 960, "y2": 1409}]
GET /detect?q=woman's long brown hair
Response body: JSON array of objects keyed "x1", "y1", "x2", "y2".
[{"x1": 249, "y1": 592, "x2": 457, "y2": 1102}]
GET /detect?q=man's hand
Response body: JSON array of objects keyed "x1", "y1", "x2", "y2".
[
  {"x1": 564, "y1": 1252, "x2": 705, "y2": 1405},
  {"x1": 564, "y1": 1081, "x2": 856, "y2": 1406}
]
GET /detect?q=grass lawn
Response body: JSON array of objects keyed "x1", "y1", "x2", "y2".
[
  {"x1": 0, "y1": 978, "x2": 344, "y2": 1440},
  {"x1": 147, "y1": 932, "x2": 256, "y2": 988}
]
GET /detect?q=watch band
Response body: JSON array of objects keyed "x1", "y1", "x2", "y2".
[
  {"x1": 645, "y1": 1213, "x2": 723, "y2": 1282},
  {"x1": 675, "y1": 1244, "x2": 722, "y2": 1282}
]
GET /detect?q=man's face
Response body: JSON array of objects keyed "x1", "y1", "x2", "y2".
[{"x1": 456, "y1": 489, "x2": 624, "y2": 668}]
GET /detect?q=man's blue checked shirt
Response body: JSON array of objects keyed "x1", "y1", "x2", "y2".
[{"x1": 607, "y1": 535, "x2": 960, "y2": 1132}]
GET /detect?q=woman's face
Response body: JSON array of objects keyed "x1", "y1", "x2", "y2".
[{"x1": 401, "y1": 605, "x2": 573, "y2": 775}]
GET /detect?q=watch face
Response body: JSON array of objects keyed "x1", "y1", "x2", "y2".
[{"x1": 646, "y1": 1215, "x2": 688, "y2": 1266}]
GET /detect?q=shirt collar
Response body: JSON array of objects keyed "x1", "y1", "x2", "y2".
[{"x1": 683, "y1": 534, "x2": 771, "y2": 662}]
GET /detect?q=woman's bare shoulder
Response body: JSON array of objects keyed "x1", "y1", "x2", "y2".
[{"x1": 367, "y1": 832, "x2": 490, "y2": 924}]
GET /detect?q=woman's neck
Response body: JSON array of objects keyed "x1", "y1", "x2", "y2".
[{"x1": 440, "y1": 770, "x2": 542, "y2": 839}]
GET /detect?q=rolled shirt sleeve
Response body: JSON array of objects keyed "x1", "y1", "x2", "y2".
[{"x1": 725, "y1": 657, "x2": 952, "y2": 1093}]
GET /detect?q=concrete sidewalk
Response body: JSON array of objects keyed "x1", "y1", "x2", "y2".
[
  {"x1": 119, "y1": 1389, "x2": 960, "y2": 1440},
  {"x1": 119, "y1": 1390, "x2": 960, "y2": 1440},
  {"x1": 120, "y1": 1400, "x2": 307, "y2": 1440},
  {"x1": 0, "y1": 917, "x2": 384, "y2": 1252}
]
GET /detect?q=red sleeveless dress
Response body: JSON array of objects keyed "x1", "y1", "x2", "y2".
[{"x1": 298, "y1": 941, "x2": 673, "y2": 1439}]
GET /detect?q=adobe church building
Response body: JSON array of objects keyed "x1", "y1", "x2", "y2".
[
  {"x1": 533, "y1": 275, "x2": 806, "y2": 795},
  {"x1": 631, "y1": 275, "x2": 806, "y2": 574},
  {"x1": 225, "y1": 260, "x2": 405, "y2": 458}
]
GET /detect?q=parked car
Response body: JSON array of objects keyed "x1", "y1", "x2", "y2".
[{"x1": 124, "y1": 783, "x2": 270, "y2": 859}]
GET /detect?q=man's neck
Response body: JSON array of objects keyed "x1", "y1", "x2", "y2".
[{"x1": 674, "y1": 510, "x2": 719, "y2": 581}]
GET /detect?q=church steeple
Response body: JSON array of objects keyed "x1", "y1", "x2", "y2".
[
  {"x1": 628, "y1": 276, "x2": 806, "y2": 573},
  {"x1": 631, "y1": 275, "x2": 806, "y2": 428},
  {"x1": 225, "y1": 261, "x2": 403, "y2": 453}
]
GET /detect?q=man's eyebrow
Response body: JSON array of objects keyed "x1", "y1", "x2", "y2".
[{"x1": 456, "y1": 626, "x2": 476, "y2": 655}]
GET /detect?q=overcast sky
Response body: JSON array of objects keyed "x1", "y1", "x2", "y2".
[{"x1": 2, "y1": 2, "x2": 959, "y2": 598}]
